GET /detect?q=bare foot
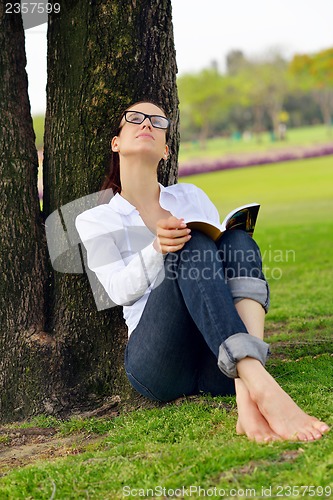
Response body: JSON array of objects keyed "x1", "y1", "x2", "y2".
[
  {"x1": 237, "y1": 358, "x2": 330, "y2": 442},
  {"x1": 235, "y1": 379, "x2": 281, "y2": 443}
]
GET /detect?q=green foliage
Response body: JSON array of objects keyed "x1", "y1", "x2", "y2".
[
  {"x1": 178, "y1": 69, "x2": 236, "y2": 143},
  {"x1": 290, "y1": 48, "x2": 333, "y2": 90},
  {"x1": 178, "y1": 49, "x2": 333, "y2": 141},
  {"x1": 187, "y1": 155, "x2": 333, "y2": 225},
  {"x1": 289, "y1": 48, "x2": 333, "y2": 128}
]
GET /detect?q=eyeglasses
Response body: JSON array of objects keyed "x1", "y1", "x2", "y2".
[{"x1": 122, "y1": 110, "x2": 170, "y2": 130}]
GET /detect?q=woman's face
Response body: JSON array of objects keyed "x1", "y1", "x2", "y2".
[{"x1": 111, "y1": 102, "x2": 169, "y2": 162}]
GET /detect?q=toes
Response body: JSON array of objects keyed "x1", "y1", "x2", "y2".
[
  {"x1": 263, "y1": 434, "x2": 281, "y2": 443},
  {"x1": 294, "y1": 424, "x2": 328, "y2": 442},
  {"x1": 250, "y1": 431, "x2": 281, "y2": 443},
  {"x1": 236, "y1": 421, "x2": 245, "y2": 435},
  {"x1": 310, "y1": 429, "x2": 324, "y2": 440},
  {"x1": 312, "y1": 420, "x2": 330, "y2": 434},
  {"x1": 306, "y1": 419, "x2": 330, "y2": 439},
  {"x1": 294, "y1": 432, "x2": 308, "y2": 442}
]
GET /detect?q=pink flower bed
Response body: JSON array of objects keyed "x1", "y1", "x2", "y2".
[{"x1": 179, "y1": 143, "x2": 333, "y2": 177}]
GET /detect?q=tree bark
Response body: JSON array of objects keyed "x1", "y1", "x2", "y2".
[
  {"x1": 0, "y1": 6, "x2": 62, "y2": 421},
  {"x1": 0, "y1": 0, "x2": 179, "y2": 422},
  {"x1": 42, "y1": 0, "x2": 179, "y2": 412}
]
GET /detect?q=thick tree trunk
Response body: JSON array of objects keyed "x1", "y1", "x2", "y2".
[
  {"x1": 0, "y1": 7, "x2": 62, "y2": 421},
  {"x1": 42, "y1": 0, "x2": 179, "y2": 410},
  {"x1": 0, "y1": 0, "x2": 179, "y2": 422}
]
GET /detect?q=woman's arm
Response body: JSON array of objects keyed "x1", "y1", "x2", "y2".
[{"x1": 76, "y1": 210, "x2": 164, "y2": 306}]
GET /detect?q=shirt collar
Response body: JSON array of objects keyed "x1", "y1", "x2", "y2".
[
  {"x1": 110, "y1": 183, "x2": 177, "y2": 215},
  {"x1": 110, "y1": 193, "x2": 136, "y2": 215}
]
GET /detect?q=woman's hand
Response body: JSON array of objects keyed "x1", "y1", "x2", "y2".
[{"x1": 153, "y1": 216, "x2": 191, "y2": 254}]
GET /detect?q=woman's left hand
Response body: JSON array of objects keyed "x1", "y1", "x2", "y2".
[{"x1": 153, "y1": 216, "x2": 191, "y2": 254}]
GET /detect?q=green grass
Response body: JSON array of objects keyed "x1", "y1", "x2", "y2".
[
  {"x1": 0, "y1": 379, "x2": 332, "y2": 498},
  {"x1": 32, "y1": 115, "x2": 45, "y2": 149},
  {"x1": 179, "y1": 124, "x2": 332, "y2": 163},
  {"x1": 180, "y1": 156, "x2": 333, "y2": 328},
  {"x1": 181, "y1": 155, "x2": 333, "y2": 227},
  {"x1": 0, "y1": 156, "x2": 332, "y2": 498}
]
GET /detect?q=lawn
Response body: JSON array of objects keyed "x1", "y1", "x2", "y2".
[
  {"x1": 179, "y1": 124, "x2": 332, "y2": 163},
  {"x1": 0, "y1": 156, "x2": 332, "y2": 498}
]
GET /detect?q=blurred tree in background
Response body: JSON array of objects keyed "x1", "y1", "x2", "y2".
[
  {"x1": 177, "y1": 68, "x2": 236, "y2": 146},
  {"x1": 290, "y1": 48, "x2": 333, "y2": 133},
  {"x1": 32, "y1": 48, "x2": 332, "y2": 148},
  {"x1": 178, "y1": 47, "x2": 332, "y2": 142}
]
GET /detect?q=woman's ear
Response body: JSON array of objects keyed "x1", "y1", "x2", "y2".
[
  {"x1": 111, "y1": 136, "x2": 119, "y2": 152},
  {"x1": 163, "y1": 144, "x2": 169, "y2": 160}
]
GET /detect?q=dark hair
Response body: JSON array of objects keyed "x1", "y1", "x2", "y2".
[{"x1": 99, "y1": 100, "x2": 169, "y2": 202}]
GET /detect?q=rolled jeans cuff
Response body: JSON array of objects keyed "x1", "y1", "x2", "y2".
[
  {"x1": 227, "y1": 277, "x2": 270, "y2": 313},
  {"x1": 218, "y1": 333, "x2": 271, "y2": 378}
]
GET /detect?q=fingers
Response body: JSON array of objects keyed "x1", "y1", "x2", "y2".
[
  {"x1": 157, "y1": 216, "x2": 186, "y2": 231},
  {"x1": 155, "y1": 216, "x2": 191, "y2": 254}
]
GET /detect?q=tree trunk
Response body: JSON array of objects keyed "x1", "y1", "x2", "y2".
[
  {"x1": 0, "y1": 7, "x2": 63, "y2": 421},
  {"x1": 42, "y1": 0, "x2": 179, "y2": 412},
  {"x1": 0, "y1": 0, "x2": 179, "y2": 422},
  {"x1": 266, "y1": 101, "x2": 282, "y2": 139},
  {"x1": 313, "y1": 89, "x2": 333, "y2": 135},
  {"x1": 252, "y1": 104, "x2": 264, "y2": 142},
  {"x1": 199, "y1": 120, "x2": 210, "y2": 149}
]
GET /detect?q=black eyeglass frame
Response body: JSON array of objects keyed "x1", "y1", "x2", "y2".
[{"x1": 121, "y1": 110, "x2": 170, "y2": 130}]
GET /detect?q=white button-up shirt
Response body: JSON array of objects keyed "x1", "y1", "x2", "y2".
[{"x1": 75, "y1": 182, "x2": 221, "y2": 336}]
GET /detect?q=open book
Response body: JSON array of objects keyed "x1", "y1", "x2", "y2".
[{"x1": 186, "y1": 203, "x2": 260, "y2": 241}]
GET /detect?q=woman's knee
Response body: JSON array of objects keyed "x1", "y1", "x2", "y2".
[
  {"x1": 219, "y1": 231, "x2": 263, "y2": 275},
  {"x1": 183, "y1": 229, "x2": 214, "y2": 251},
  {"x1": 219, "y1": 229, "x2": 259, "y2": 253}
]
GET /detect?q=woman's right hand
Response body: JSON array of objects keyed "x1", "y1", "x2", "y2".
[{"x1": 153, "y1": 216, "x2": 191, "y2": 254}]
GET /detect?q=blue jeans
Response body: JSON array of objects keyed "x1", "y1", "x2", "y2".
[{"x1": 125, "y1": 230, "x2": 270, "y2": 402}]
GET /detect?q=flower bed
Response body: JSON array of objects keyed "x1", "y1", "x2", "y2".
[{"x1": 179, "y1": 143, "x2": 333, "y2": 177}]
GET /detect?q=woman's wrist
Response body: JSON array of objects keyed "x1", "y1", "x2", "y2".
[{"x1": 153, "y1": 238, "x2": 163, "y2": 253}]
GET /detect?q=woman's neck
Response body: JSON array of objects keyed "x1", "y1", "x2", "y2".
[{"x1": 120, "y1": 159, "x2": 160, "y2": 208}]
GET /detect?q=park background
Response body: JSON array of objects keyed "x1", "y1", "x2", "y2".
[
  {"x1": 27, "y1": 0, "x2": 333, "y2": 193},
  {"x1": 0, "y1": 0, "x2": 333, "y2": 496}
]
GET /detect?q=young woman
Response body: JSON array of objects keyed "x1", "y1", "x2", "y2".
[{"x1": 76, "y1": 101, "x2": 329, "y2": 443}]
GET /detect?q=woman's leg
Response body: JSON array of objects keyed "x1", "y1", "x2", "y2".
[
  {"x1": 127, "y1": 229, "x2": 329, "y2": 440},
  {"x1": 125, "y1": 253, "x2": 235, "y2": 402},
  {"x1": 218, "y1": 230, "x2": 329, "y2": 441},
  {"x1": 126, "y1": 229, "x2": 268, "y2": 401},
  {"x1": 125, "y1": 284, "x2": 199, "y2": 402},
  {"x1": 171, "y1": 229, "x2": 270, "y2": 376},
  {"x1": 234, "y1": 300, "x2": 281, "y2": 442},
  {"x1": 214, "y1": 231, "x2": 279, "y2": 441},
  {"x1": 237, "y1": 357, "x2": 329, "y2": 441}
]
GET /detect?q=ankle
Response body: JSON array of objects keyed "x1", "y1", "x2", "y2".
[
  {"x1": 237, "y1": 357, "x2": 272, "y2": 400},
  {"x1": 237, "y1": 357, "x2": 265, "y2": 379}
]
